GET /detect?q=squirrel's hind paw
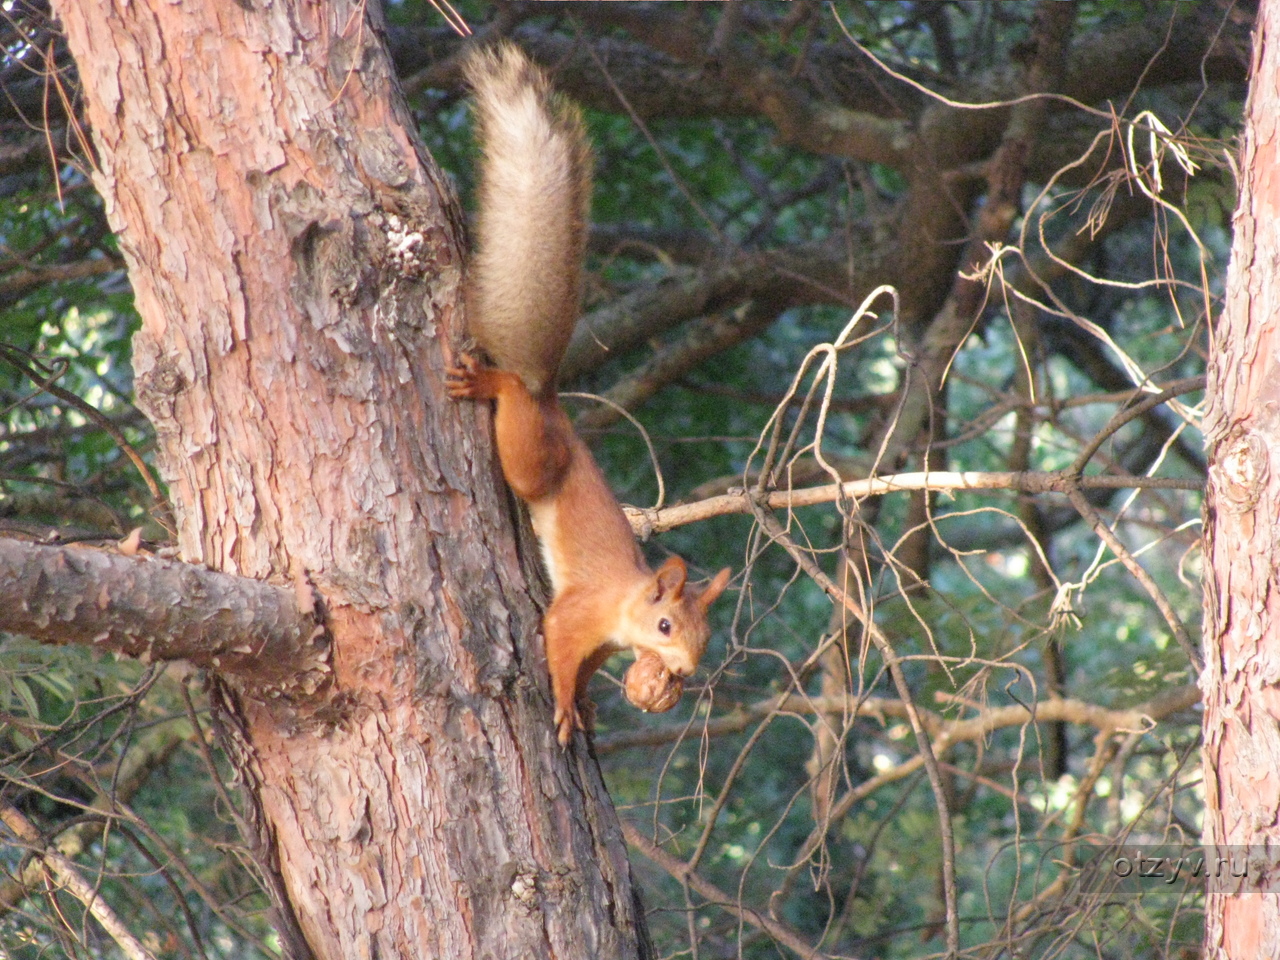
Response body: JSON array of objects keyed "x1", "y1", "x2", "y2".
[
  {"x1": 554, "y1": 704, "x2": 584, "y2": 747},
  {"x1": 445, "y1": 354, "x2": 485, "y2": 399}
]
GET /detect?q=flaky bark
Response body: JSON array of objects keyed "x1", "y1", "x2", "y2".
[
  {"x1": 0, "y1": 538, "x2": 326, "y2": 691},
  {"x1": 48, "y1": 2, "x2": 649, "y2": 959},
  {"x1": 1202, "y1": 0, "x2": 1280, "y2": 954}
]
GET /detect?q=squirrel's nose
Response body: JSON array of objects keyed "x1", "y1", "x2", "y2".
[{"x1": 668, "y1": 658, "x2": 695, "y2": 678}]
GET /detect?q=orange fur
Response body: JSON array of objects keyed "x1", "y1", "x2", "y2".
[{"x1": 448, "y1": 358, "x2": 731, "y2": 745}]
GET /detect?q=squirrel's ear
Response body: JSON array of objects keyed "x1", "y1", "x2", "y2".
[
  {"x1": 695, "y1": 568, "x2": 732, "y2": 611},
  {"x1": 651, "y1": 556, "x2": 688, "y2": 601}
]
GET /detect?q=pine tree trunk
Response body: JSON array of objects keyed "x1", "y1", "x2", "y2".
[
  {"x1": 1203, "y1": 0, "x2": 1280, "y2": 954},
  {"x1": 49, "y1": 2, "x2": 649, "y2": 957}
]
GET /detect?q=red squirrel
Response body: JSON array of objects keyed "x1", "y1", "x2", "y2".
[{"x1": 447, "y1": 44, "x2": 731, "y2": 746}]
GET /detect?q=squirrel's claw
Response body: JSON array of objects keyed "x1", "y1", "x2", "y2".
[
  {"x1": 554, "y1": 704, "x2": 583, "y2": 747},
  {"x1": 445, "y1": 353, "x2": 483, "y2": 399}
]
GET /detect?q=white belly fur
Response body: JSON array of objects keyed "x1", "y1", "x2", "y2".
[{"x1": 528, "y1": 499, "x2": 563, "y2": 591}]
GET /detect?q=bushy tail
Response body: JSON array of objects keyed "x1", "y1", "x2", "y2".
[{"x1": 464, "y1": 43, "x2": 593, "y2": 399}]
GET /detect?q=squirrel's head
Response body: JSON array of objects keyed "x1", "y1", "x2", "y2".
[{"x1": 622, "y1": 557, "x2": 732, "y2": 677}]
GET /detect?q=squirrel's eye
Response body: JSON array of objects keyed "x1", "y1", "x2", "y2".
[{"x1": 658, "y1": 618, "x2": 672, "y2": 636}]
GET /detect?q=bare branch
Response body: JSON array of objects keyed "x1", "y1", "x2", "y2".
[
  {"x1": 598, "y1": 685, "x2": 1201, "y2": 755},
  {"x1": 752, "y1": 505, "x2": 962, "y2": 959},
  {"x1": 575, "y1": 301, "x2": 780, "y2": 431},
  {"x1": 0, "y1": 538, "x2": 329, "y2": 693},
  {"x1": 561, "y1": 244, "x2": 861, "y2": 381},
  {"x1": 748, "y1": 684, "x2": 1201, "y2": 923},
  {"x1": 625, "y1": 467, "x2": 1202, "y2": 535},
  {"x1": 0, "y1": 254, "x2": 124, "y2": 299},
  {"x1": 621, "y1": 820, "x2": 837, "y2": 960},
  {"x1": 0, "y1": 719, "x2": 187, "y2": 918},
  {"x1": 0, "y1": 801, "x2": 160, "y2": 960},
  {"x1": 1065, "y1": 485, "x2": 1200, "y2": 671}
]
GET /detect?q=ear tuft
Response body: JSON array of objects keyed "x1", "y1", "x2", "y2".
[{"x1": 651, "y1": 556, "x2": 688, "y2": 602}]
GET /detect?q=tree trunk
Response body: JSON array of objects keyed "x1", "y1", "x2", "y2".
[
  {"x1": 49, "y1": 2, "x2": 649, "y2": 957},
  {"x1": 1202, "y1": 0, "x2": 1280, "y2": 954}
]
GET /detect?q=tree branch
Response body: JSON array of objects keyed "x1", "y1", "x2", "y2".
[
  {"x1": 624, "y1": 466, "x2": 1201, "y2": 535},
  {"x1": 575, "y1": 301, "x2": 781, "y2": 431},
  {"x1": 598, "y1": 684, "x2": 1201, "y2": 754},
  {"x1": 0, "y1": 254, "x2": 125, "y2": 300},
  {"x1": 561, "y1": 244, "x2": 862, "y2": 382},
  {"x1": 621, "y1": 820, "x2": 836, "y2": 960},
  {"x1": 0, "y1": 719, "x2": 187, "y2": 918},
  {"x1": 0, "y1": 801, "x2": 159, "y2": 960},
  {"x1": 0, "y1": 538, "x2": 329, "y2": 693}
]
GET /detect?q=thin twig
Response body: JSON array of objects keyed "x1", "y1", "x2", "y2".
[
  {"x1": 1064, "y1": 486, "x2": 1200, "y2": 670},
  {"x1": 0, "y1": 344, "x2": 173, "y2": 532},
  {"x1": 621, "y1": 820, "x2": 838, "y2": 960},
  {"x1": 596, "y1": 684, "x2": 1200, "y2": 754}
]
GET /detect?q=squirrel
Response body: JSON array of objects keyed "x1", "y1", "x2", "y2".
[{"x1": 447, "y1": 43, "x2": 732, "y2": 747}]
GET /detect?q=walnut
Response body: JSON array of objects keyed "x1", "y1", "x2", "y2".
[{"x1": 624, "y1": 652, "x2": 684, "y2": 713}]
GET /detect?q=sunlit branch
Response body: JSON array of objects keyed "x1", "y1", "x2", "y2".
[{"x1": 625, "y1": 467, "x2": 1202, "y2": 534}]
